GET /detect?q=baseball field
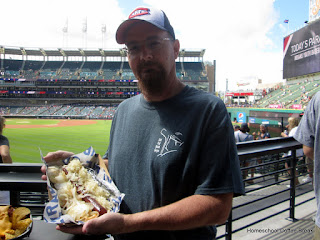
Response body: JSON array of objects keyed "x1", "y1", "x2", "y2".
[{"x1": 4, "y1": 119, "x2": 112, "y2": 163}]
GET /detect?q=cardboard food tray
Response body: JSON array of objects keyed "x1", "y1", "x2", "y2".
[{"x1": 42, "y1": 147, "x2": 124, "y2": 225}]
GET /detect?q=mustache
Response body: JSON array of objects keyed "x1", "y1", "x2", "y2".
[{"x1": 137, "y1": 61, "x2": 159, "y2": 71}]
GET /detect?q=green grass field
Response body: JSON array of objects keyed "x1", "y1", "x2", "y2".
[{"x1": 4, "y1": 119, "x2": 112, "y2": 163}]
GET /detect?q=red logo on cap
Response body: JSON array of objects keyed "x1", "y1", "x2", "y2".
[{"x1": 129, "y1": 7, "x2": 150, "y2": 19}]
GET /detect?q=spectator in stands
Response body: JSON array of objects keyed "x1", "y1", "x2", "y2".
[
  {"x1": 302, "y1": 156, "x2": 313, "y2": 184},
  {"x1": 0, "y1": 116, "x2": 12, "y2": 204},
  {"x1": 234, "y1": 124, "x2": 240, "y2": 132},
  {"x1": 281, "y1": 117, "x2": 303, "y2": 186},
  {"x1": 234, "y1": 122, "x2": 253, "y2": 143},
  {"x1": 41, "y1": 6, "x2": 244, "y2": 240},
  {"x1": 280, "y1": 117, "x2": 299, "y2": 138},
  {"x1": 293, "y1": 91, "x2": 320, "y2": 239},
  {"x1": 256, "y1": 124, "x2": 271, "y2": 140},
  {"x1": 232, "y1": 117, "x2": 238, "y2": 123},
  {"x1": 234, "y1": 123, "x2": 255, "y2": 183},
  {"x1": 253, "y1": 124, "x2": 271, "y2": 174}
]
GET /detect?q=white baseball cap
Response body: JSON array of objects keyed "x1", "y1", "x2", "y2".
[{"x1": 116, "y1": 7, "x2": 175, "y2": 44}]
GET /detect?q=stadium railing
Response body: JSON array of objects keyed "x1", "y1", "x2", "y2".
[
  {"x1": 217, "y1": 137, "x2": 314, "y2": 239},
  {"x1": 0, "y1": 163, "x2": 47, "y2": 219},
  {"x1": 0, "y1": 137, "x2": 313, "y2": 231}
]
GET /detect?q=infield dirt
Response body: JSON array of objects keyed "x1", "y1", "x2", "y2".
[{"x1": 6, "y1": 120, "x2": 97, "y2": 128}]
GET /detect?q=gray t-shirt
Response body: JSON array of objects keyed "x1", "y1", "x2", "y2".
[
  {"x1": 106, "y1": 86, "x2": 244, "y2": 239},
  {"x1": 294, "y1": 91, "x2": 320, "y2": 228}
]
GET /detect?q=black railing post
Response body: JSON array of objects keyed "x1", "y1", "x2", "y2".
[
  {"x1": 288, "y1": 149, "x2": 297, "y2": 221},
  {"x1": 275, "y1": 153, "x2": 279, "y2": 182},
  {"x1": 10, "y1": 191, "x2": 19, "y2": 206},
  {"x1": 225, "y1": 211, "x2": 232, "y2": 240}
]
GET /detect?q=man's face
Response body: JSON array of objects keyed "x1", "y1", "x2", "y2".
[{"x1": 124, "y1": 22, "x2": 179, "y2": 95}]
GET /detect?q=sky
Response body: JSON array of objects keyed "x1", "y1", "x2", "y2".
[{"x1": 1, "y1": 0, "x2": 310, "y2": 91}]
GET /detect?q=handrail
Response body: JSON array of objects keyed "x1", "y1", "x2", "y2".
[
  {"x1": 0, "y1": 137, "x2": 312, "y2": 239},
  {"x1": 0, "y1": 163, "x2": 43, "y2": 173},
  {"x1": 219, "y1": 136, "x2": 312, "y2": 240},
  {"x1": 237, "y1": 136, "x2": 302, "y2": 159}
]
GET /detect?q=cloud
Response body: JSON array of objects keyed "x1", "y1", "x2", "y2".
[
  {"x1": 144, "y1": 0, "x2": 284, "y2": 90},
  {"x1": 1, "y1": 0, "x2": 125, "y2": 49},
  {"x1": 1, "y1": 0, "x2": 285, "y2": 91}
]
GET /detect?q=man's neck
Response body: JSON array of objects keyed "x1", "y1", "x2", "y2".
[{"x1": 142, "y1": 78, "x2": 185, "y2": 102}]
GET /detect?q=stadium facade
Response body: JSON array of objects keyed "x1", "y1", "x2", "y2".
[{"x1": 0, "y1": 46, "x2": 212, "y2": 119}]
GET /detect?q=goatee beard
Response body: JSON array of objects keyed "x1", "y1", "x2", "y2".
[{"x1": 137, "y1": 61, "x2": 166, "y2": 96}]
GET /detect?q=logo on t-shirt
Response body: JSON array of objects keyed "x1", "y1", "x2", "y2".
[{"x1": 154, "y1": 128, "x2": 184, "y2": 157}]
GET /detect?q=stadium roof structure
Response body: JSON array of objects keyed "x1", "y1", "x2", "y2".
[
  {"x1": 179, "y1": 49, "x2": 205, "y2": 58},
  {"x1": 0, "y1": 46, "x2": 205, "y2": 59}
]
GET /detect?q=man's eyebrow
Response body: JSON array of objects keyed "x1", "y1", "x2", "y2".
[{"x1": 125, "y1": 36, "x2": 163, "y2": 45}]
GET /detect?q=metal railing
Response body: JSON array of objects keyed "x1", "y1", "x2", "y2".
[
  {"x1": 218, "y1": 137, "x2": 314, "y2": 239},
  {"x1": 1, "y1": 137, "x2": 314, "y2": 235}
]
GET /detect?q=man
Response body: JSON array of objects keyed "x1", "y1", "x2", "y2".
[
  {"x1": 42, "y1": 6, "x2": 244, "y2": 239},
  {"x1": 293, "y1": 91, "x2": 320, "y2": 239},
  {"x1": 234, "y1": 122, "x2": 254, "y2": 143}
]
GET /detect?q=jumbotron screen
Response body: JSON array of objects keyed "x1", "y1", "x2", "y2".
[{"x1": 283, "y1": 19, "x2": 320, "y2": 79}]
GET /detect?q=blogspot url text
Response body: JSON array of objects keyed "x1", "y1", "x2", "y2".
[{"x1": 247, "y1": 227, "x2": 313, "y2": 234}]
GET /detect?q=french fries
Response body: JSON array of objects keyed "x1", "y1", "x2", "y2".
[{"x1": 0, "y1": 206, "x2": 32, "y2": 240}]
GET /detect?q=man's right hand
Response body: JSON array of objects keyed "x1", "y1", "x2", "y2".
[{"x1": 41, "y1": 150, "x2": 74, "y2": 181}]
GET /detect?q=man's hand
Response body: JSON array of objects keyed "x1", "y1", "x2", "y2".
[
  {"x1": 57, "y1": 212, "x2": 126, "y2": 235},
  {"x1": 56, "y1": 193, "x2": 233, "y2": 236},
  {"x1": 41, "y1": 150, "x2": 74, "y2": 181}
]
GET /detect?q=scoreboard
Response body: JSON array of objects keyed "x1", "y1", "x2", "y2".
[{"x1": 283, "y1": 18, "x2": 320, "y2": 79}]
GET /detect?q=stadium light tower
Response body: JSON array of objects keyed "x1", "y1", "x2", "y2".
[
  {"x1": 101, "y1": 24, "x2": 106, "y2": 49},
  {"x1": 224, "y1": 78, "x2": 229, "y2": 104},
  {"x1": 62, "y1": 18, "x2": 69, "y2": 48},
  {"x1": 82, "y1": 17, "x2": 88, "y2": 49}
]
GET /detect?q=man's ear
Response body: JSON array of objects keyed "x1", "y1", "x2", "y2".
[{"x1": 173, "y1": 39, "x2": 180, "y2": 59}]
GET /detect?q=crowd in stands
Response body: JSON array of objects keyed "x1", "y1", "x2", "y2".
[
  {"x1": 1, "y1": 59, "x2": 206, "y2": 83},
  {"x1": 2, "y1": 57, "x2": 320, "y2": 112},
  {"x1": 233, "y1": 117, "x2": 313, "y2": 186},
  {"x1": 0, "y1": 105, "x2": 117, "y2": 119},
  {"x1": 257, "y1": 79, "x2": 320, "y2": 109},
  {"x1": 226, "y1": 79, "x2": 320, "y2": 109}
]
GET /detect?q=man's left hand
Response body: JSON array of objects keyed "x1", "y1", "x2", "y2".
[{"x1": 57, "y1": 212, "x2": 126, "y2": 235}]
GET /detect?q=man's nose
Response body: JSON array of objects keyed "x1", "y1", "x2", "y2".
[{"x1": 139, "y1": 45, "x2": 153, "y2": 60}]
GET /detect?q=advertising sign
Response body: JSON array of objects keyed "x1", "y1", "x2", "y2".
[
  {"x1": 291, "y1": 104, "x2": 302, "y2": 109},
  {"x1": 269, "y1": 104, "x2": 283, "y2": 109},
  {"x1": 237, "y1": 112, "x2": 246, "y2": 123},
  {"x1": 283, "y1": 19, "x2": 320, "y2": 79},
  {"x1": 248, "y1": 117, "x2": 255, "y2": 123}
]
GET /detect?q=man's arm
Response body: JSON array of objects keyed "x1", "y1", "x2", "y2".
[
  {"x1": 58, "y1": 193, "x2": 233, "y2": 235},
  {"x1": 0, "y1": 145, "x2": 12, "y2": 163},
  {"x1": 122, "y1": 193, "x2": 233, "y2": 231},
  {"x1": 303, "y1": 145, "x2": 314, "y2": 160}
]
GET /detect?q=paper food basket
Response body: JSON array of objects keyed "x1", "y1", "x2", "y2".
[{"x1": 42, "y1": 146, "x2": 125, "y2": 225}]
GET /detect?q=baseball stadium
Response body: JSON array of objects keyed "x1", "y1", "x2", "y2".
[
  {"x1": 0, "y1": 47, "x2": 209, "y2": 162},
  {"x1": 1, "y1": 1, "x2": 320, "y2": 239}
]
